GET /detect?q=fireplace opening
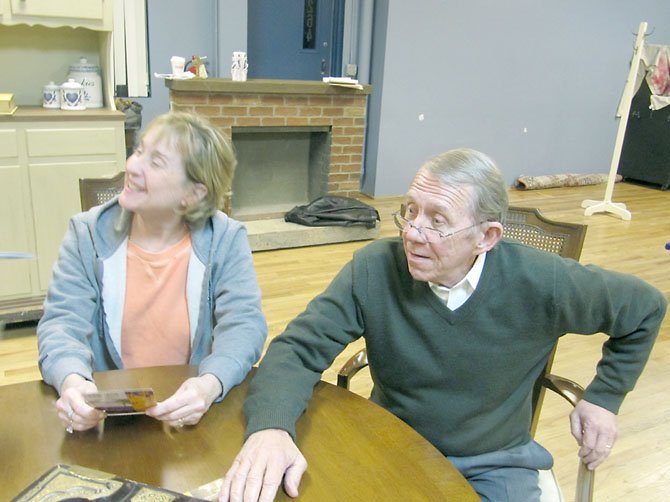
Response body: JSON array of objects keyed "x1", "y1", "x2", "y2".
[{"x1": 231, "y1": 126, "x2": 332, "y2": 220}]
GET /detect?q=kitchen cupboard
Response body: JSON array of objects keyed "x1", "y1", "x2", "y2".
[
  {"x1": 0, "y1": 127, "x2": 32, "y2": 300},
  {"x1": 0, "y1": 0, "x2": 114, "y2": 109},
  {"x1": 0, "y1": 109, "x2": 125, "y2": 312},
  {"x1": 3, "y1": 0, "x2": 110, "y2": 29},
  {"x1": 0, "y1": 1, "x2": 124, "y2": 319}
]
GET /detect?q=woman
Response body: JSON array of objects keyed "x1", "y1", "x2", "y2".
[{"x1": 37, "y1": 112, "x2": 267, "y2": 432}]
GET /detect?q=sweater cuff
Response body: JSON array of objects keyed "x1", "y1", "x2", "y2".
[
  {"x1": 245, "y1": 410, "x2": 299, "y2": 442},
  {"x1": 198, "y1": 356, "x2": 244, "y2": 403},
  {"x1": 582, "y1": 384, "x2": 625, "y2": 414},
  {"x1": 47, "y1": 358, "x2": 94, "y2": 394}
]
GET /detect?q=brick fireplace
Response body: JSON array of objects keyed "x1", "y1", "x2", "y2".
[{"x1": 166, "y1": 79, "x2": 372, "y2": 219}]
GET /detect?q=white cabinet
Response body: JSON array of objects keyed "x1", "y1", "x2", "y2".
[
  {"x1": 0, "y1": 1, "x2": 123, "y2": 317},
  {"x1": 0, "y1": 0, "x2": 114, "y2": 110},
  {"x1": 5, "y1": 0, "x2": 110, "y2": 29},
  {"x1": 0, "y1": 109, "x2": 125, "y2": 305},
  {"x1": 25, "y1": 116, "x2": 124, "y2": 291},
  {"x1": 0, "y1": 128, "x2": 33, "y2": 299}
]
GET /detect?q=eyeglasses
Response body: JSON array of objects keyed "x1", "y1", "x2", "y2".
[{"x1": 392, "y1": 212, "x2": 481, "y2": 243}]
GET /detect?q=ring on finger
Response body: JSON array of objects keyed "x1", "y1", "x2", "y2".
[
  {"x1": 177, "y1": 418, "x2": 184, "y2": 428},
  {"x1": 65, "y1": 409, "x2": 75, "y2": 433},
  {"x1": 605, "y1": 444, "x2": 612, "y2": 449}
]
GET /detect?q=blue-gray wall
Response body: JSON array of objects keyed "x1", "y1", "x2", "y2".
[
  {"x1": 134, "y1": 1, "x2": 670, "y2": 195},
  {"x1": 217, "y1": 0, "x2": 248, "y2": 77},
  {"x1": 363, "y1": 0, "x2": 670, "y2": 195},
  {"x1": 133, "y1": 0, "x2": 219, "y2": 128}
]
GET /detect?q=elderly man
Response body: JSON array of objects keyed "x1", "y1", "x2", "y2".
[{"x1": 219, "y1": 149, "x2": 666, "y2": 501}]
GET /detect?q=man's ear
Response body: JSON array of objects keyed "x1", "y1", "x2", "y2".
[{"x1": 476, "y1": 222, "x2": 504, "y2": 253}]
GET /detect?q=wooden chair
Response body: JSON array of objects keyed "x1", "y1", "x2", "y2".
[
  {"x1": 79, "y1": 172, "x2": 125, "y2": 211},
  {"x1": 79, "y1": 171, "x2": 234, "y2": 215},
  {"x1": 337, "y1": 206, "x2": 592, "y2": 502}
]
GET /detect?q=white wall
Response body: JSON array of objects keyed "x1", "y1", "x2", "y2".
[
  {"x1": 133, "y1": 0, "x2": 219, "y2": 127},
  {"x1": 129, "y1": 1, "x2": 670, "y2": 196},
  {"x1": 217, "y1": 0, "x2": 248, "y2": 77},
  {"x1": 363, "y1": 0, "x2": 670, "y2": 195}
]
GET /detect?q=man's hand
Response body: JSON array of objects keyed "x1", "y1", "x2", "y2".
[
  {"x1": 145, "y1": 374, "x2": 222, "y2": 428},
  {"x1": 219, "y1": 429, "x2": 308, "y2": 502},
  {"x1": 57, "y1": 374, "x2": 106, "y2": 432},
  {"x1": 570, "y1": 399, "x2": 618, "y2": 470}
]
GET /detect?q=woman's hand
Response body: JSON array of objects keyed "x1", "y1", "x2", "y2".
[
  {"x1": 145, "y1": 373, "x2": 222, "y2": 428},
  {"x1": 56, "y1": 374, "x2": 106, "y2": 432}
]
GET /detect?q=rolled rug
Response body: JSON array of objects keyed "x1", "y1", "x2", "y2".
[{"x1": 515, "y1": 173, "x2": 622, "y2": 190}]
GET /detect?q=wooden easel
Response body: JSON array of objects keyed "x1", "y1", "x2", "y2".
[{"x1": 581, "y1": 21, "x2": 648, "y2": 221}]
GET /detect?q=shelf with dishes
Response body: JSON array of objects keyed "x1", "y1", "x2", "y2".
[
  {"x1": 0, "y1": 1, "x2": 123, "y2": 312},
  {"x1": 0, "y1": 0, "x2": 114, "y2": 111}
]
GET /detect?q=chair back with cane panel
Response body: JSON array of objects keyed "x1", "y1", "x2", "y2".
[
  {"x1": 337, "y1": 206, "x2": 592, "y2": 502},
  {"x1": 503, "y1": 206, "x2": 586, "y2": 263},
  {"x1": 79, "y1": 172, "x2": 125, "y2": 211},
  {"x1": 79, "y1": 171, "x2": 234, "y2": 215}
]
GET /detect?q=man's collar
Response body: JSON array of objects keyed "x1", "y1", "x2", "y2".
[{"x1": 429, "y1": 252, "x2": 487, "y2": 293}]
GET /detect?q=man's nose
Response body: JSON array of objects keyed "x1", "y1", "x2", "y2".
[{"x1": 404, "y1": 222, "x2": 427, "y2": 243}]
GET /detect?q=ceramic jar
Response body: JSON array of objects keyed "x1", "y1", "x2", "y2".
[
  {"x1": 68, "y1": 57, "x2": 103, "y2": 108},
  {"x1": 61, "y1": 79, "x2": 86, "y2": 110},
  {"x1": 42, "y1": 81, "x2": 61, "y2": 109}
]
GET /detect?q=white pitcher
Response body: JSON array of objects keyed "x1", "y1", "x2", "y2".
[{"x1": 231, "y1": 52, "x2": 248, "y2": 81}]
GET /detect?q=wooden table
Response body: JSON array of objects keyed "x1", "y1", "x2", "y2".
[{"x1": 0, "y1": 365, "x2": 478, "y2": 500}]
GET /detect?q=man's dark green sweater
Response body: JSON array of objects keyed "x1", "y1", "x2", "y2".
[{"x1": 245, "y1": 237, "x2": 666, "y2": 457}]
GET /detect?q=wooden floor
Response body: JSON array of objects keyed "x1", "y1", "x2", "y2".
[{"x1": 1, "y1": 181, "x2": 668, "y2": 501}]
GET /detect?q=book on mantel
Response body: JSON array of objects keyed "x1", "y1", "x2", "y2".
[
  {"x1": 11, "y1": 464, "x2": 207, "y2": 502},
  {"x1": 322, "y1": 77, "x2": 364, "y2": 90}
]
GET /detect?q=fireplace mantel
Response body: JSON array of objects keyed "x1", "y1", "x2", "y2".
[
  {"x1": 166, "y1": 78, "x2": 372, "y2": 217},
  {"x1": 166, "y1": 77, "x2": 372, "y2": 97}
]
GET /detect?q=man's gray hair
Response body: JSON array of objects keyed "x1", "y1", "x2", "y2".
[{"x1": 421, "y1": 148, "x2": 509, "y2": 222}]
